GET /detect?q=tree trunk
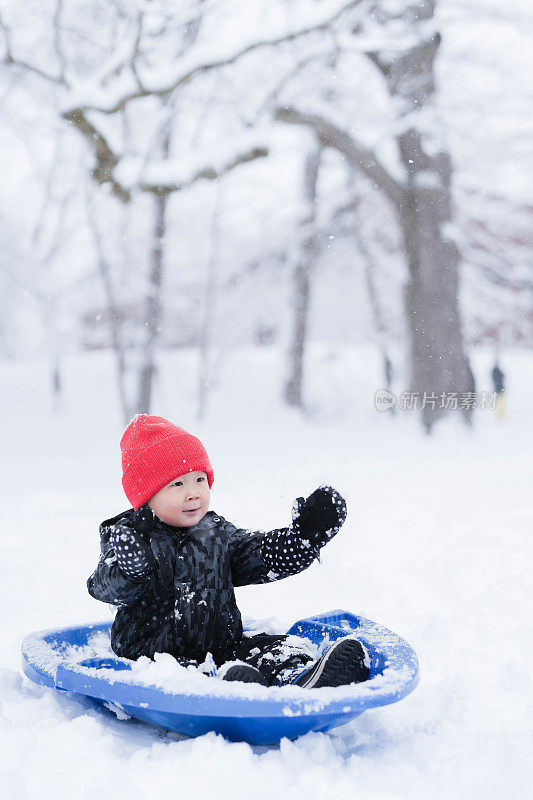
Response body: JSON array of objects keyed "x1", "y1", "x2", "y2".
[
  {"x1": 85, "y1": 184, "x2": 131, "y2": 424},
  {"x1": 285, "y1": 143, "x2": 322, "y2": 408},
  {"x1": 276, "y1": 0, "x2": 471, "y2": 432},
  {"x1": 369, "y1": 0, "x2": 470, "y2": 431},
  {"x1": 136, "y1": 191, "x2": 167, "y2": 414},
  {"x1": 197, "y1": 184, "x2": 222, "y2": 421},
  {"x1": 136, "y1": 123, "x2": 171, "y2": 415},
  {"x1": 347, "y1": 178, "x2": 396, "y2": 413},
  {"x1": 399, "y1": 145, "x2": 469, "y2": 431},
  {"x1": 346, "y1": 172, "x2": 388, "y2": 351}
]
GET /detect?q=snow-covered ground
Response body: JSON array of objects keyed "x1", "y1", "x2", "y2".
[{"x1": 1, "y1": 345, "x2": 531, "y2": 799}]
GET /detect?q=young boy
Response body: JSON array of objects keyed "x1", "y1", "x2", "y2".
[{"x1": 87, "y1": 415, "x2": 369, "y2": 688}]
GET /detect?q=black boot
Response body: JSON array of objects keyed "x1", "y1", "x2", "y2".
[
  {"x1": 221, "y1": 664, "x2": 268, "y2": 685},
  {"x1": 291, "y1": 635, "x2": 369, "y2": 689}
]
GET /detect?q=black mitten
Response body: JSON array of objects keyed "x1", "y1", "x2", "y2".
[
  {"x1": 290, "y1": 486, "x2": 347, "y2": 546},
  {"x1": 110, "y1": 505, "x2": 156, "y2": 581}
]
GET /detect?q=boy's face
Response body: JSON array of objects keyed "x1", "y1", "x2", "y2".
[{"x1": 148, "y1": 470, "x2": 210, "y2": 527}]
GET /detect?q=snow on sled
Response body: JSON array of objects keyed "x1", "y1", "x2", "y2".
[{"x1": 21, "y1": 610, "x2": 419, "y2": 745}]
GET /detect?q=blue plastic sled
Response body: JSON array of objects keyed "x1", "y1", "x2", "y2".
[{"x1": 21, "y1": 610, "x2": 419, "y2": 745}]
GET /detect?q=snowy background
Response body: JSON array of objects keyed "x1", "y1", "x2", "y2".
[{"x1": 1, "y1": 0, "x2": 532, "y2": 797}]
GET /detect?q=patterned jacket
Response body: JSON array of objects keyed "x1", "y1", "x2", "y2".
[{"x1": 87, "y1": 508, "x2": 337, "y2": 664}]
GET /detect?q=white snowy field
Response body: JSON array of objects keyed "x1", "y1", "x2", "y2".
[{"x1": 1, "y1": 344, "x2": 531, "y2": 800}]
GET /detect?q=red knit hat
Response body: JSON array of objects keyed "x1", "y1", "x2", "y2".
[{"x1": 120, "y1": 415, "x2": 214, "y2": 510}]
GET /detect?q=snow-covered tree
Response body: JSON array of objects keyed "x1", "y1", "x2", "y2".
[
  {"x1": 1, "y1": 0, "x2": 531, "y2": 431},
  {"x1": 273, "y1": 0, "x2": 474, "y2": 431},
  {"x1": 0, "y1": 0, "x2": 270, "y2": 421}
]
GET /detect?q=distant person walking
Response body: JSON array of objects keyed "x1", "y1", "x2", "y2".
[{"x1": 491, "y1": 362, "x2": 506, "y2": 420}]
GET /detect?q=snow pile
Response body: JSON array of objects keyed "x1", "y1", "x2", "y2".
[{"x1": 26, "y1": 625, "x2": 409, "y2": 711}]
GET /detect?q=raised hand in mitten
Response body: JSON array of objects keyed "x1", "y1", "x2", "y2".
[
  {"x1": 290, "y1": 486, "x2": 347, "y2": 546},
  {"x1": 110, "y1": 505, "x2": 156, "y2": 581}
]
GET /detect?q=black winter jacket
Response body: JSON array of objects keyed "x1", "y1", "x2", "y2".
[{"x1": 87, "y1": 509, "x2": 337, "y2": 664}]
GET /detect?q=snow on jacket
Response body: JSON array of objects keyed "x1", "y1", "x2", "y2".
[{"x1": 87, "y1": 509, "x2": 336, "y2": 664}]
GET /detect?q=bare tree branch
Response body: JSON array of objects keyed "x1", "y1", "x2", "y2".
[
  {"x1": 32, "y1": 128, "x2": 64, "y2": 248},
  {"x1": 67, "y1": 0, "x2": 364, "y2": 115},
  {"x1": 0, "y1": 9, "x2": 12, "y2": 62},
  {"x1": 62, "y1": 108, "x2": 130, "y2": 201},
  {"x1": 261, "y1": 52, "x2": 329, "y2": 120},
  {"x1": 138, "y1": 145, "x2": 269, "y2": 193},
  {"x1": 0, "y1": 10, "x2": 66, "y2": 86},
  {"x1": 130, "y1": 11, "x2": 146, "y2": 92},
  {"x1": 53, "y1": 0, "x2": 67, "y2": 83},
  {"x1": 64, "y1": 102, "x2": 268, "y2": 200},
  {"x1": 97, "y1": 10, "x2": 146, "y2": 91},
  {"x1": 275, "y1": 106, "x2": 404, "y2": 209}
]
